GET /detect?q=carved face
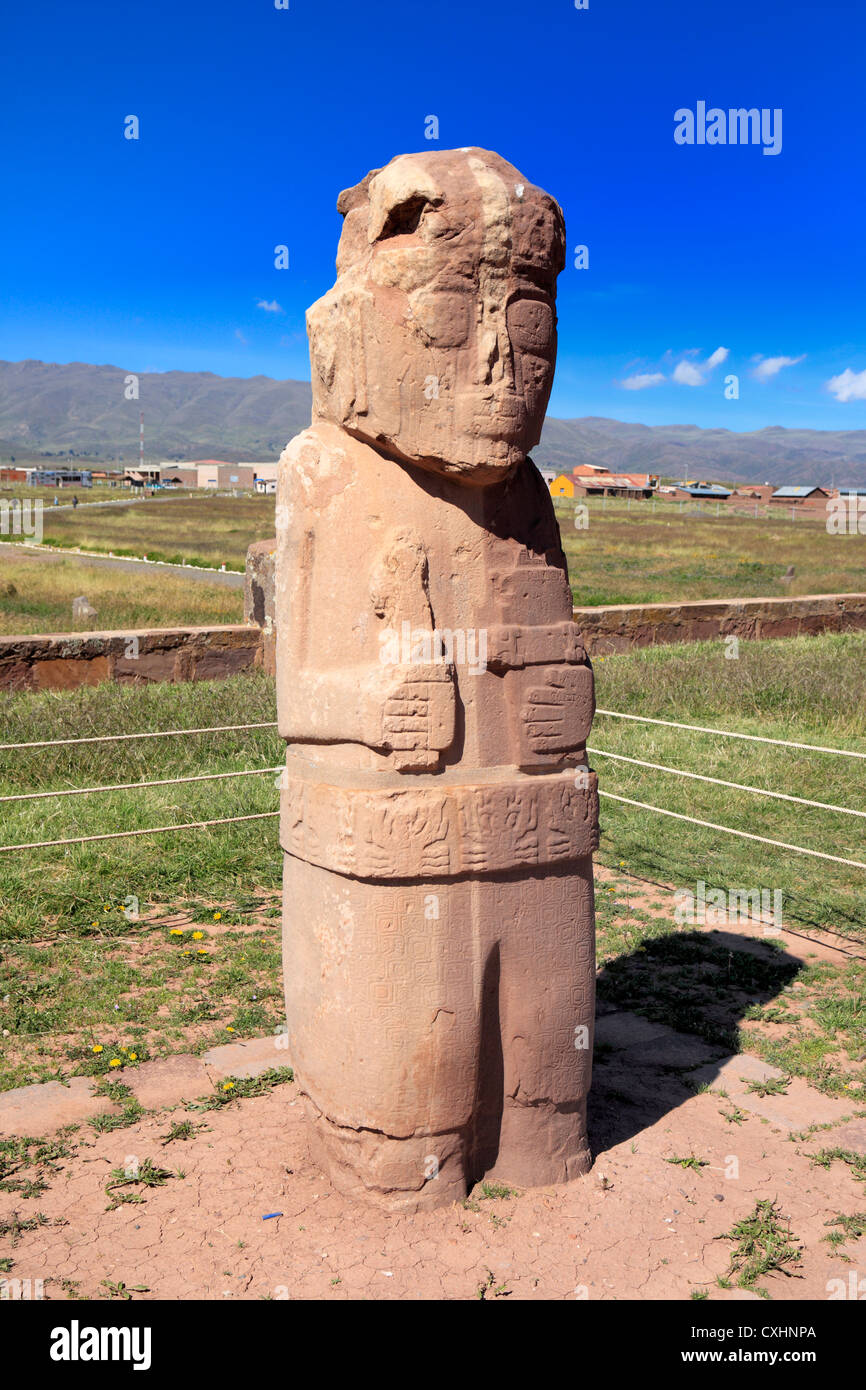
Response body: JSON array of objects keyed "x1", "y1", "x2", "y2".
[{"x1": 307, "y1": 148, "x2": 566, "y2": 486}]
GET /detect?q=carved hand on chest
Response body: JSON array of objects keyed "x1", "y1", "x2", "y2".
[{"x1": 372, "y1": 527, "x2": 457, "y2": 771}]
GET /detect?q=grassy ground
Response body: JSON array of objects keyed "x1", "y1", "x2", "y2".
[
  {"x1": 34, "y1": 495, "x2": 275, "y2": 570},
  {"x1": 0, "y1": 674, "x2": 282, "y2": 1090},
  {"x1": 0, "y1": 484, "x2": 133, "y2": 503},
  {"x1": 11, "y1": 490, "x2": 865, "y2": 607},
  {"x1": 4, "y1": 479, "x2": 866, "y2": 611},
  {"x1": 594, "y1": 874, "x2": 866, "y2": 1102},
  {"x1": 557, "y1": 495, "x2": 866, "y2": 605},
  {"x1": 592, "y1": 629, "x2": 866, "y2": 940},
  {"x1": 0, "y1": 631, "x2": 863, "y2": 1094},
  {"x1": 0, "y1": 550, "x2": 243, "y2": 634}
]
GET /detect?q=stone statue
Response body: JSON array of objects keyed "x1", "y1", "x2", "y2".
[{"x1": 276, "y1": 148, "x2": 598, "y2": 1212}]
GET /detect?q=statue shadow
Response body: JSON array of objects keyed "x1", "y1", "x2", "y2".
[{"x1": 588, "y1": 928, "x2": 803, "y2": 1155}]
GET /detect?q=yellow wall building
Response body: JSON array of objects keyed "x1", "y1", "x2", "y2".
[{"x1": 549, "y1": 473, "x2": 575, "y2": 498}]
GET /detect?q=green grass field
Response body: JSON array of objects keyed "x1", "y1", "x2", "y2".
[
  {"x1": 0, "y1": 550, "x2": 243, "y2": 634},
  {"x1": 557, "y1": 494, "x2": 866, "y2": 605},
  {"x1": 592, "y1": 628, "x2": 866, "y2": 936},
  {"x1": 35, "y1": 494, "x2": 275, "y2": 570},
  {"x1": 8, "y1": 490, "x2": 866, "y2": 621},
  {"x1": 0, "y1": 630, "x2": 863, "y2": 1096}
]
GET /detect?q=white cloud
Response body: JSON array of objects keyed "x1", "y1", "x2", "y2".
[
  {"x1": 257, "y1": 299, "x2": 284, "y2": 314},
  {"x1": 673, "y1": 360, "x2": 705, "y2": 386},
  {"x1": 705, "y1": 346, "x2": 729, "y2": 369},
  {"x1": 234, "y1": 329, "x2": 248, "y2": 345},
  {"x1": 827, "y1": 367, "x2": 866, "y2": 403},
  {"x1": 673, "y1": 346, "x2": 729, "y2": 386},
  {"x1": 620, "y1": 372, "x2": 666, "y2": 391},
  {"x1": 753, "y1": 354, "x2": 805, "y2": 381}
]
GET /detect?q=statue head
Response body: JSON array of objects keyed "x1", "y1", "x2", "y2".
[{"x1": 306, "y1": 148, "x2": 566, "y2": 486}]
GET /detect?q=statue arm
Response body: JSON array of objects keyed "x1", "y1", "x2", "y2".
[
  {"x1": 279, "y1": 660, "x2": 455, "y2": 770},
  {"x1": 276, "y1": 475, "x2": 456, "y2": 766}
]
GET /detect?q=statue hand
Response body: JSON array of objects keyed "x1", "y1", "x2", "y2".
[{"x1": 382, "y1": 662, "x2": 456, "y2": 770}]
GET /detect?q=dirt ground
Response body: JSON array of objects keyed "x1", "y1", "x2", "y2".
[
  {"x1": 2, "y1": 870, "x2": 865, "y2": 1302},
  {"x1": 2, "y1": 1019, "x2": 864, "y2": 1300}
]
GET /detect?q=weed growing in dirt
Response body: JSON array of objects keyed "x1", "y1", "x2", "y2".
[
  {"x1": 717, "y1": 1199, "x2": 803, "y2": 1296},
  {"x1": 184, "y1": 1066, "x2": 294, "y2": 1111}
]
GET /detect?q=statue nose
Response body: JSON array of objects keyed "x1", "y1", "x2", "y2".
[{"x1": 478, "y1": 321, "x2": 516, "y2": 392}]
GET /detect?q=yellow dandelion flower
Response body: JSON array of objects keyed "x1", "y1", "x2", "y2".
[
  {"x1": 92, "y1": 1044, "x2": 103, "y2": 1054},
  {"x1": 181, "y1": 950, "x2": 191, "y2": 957},
  {"x1": 103, "y1": 904, "x2": 111, "y2": 912},
  {"x1": 109, "y1": 1058, "x2": 122, "y2": 1068},
  {"x1": 128, "y1": 1052, "x2": 138, "y2": 1062},
  {"x1": 213, "y1": 912, "x2": 222, "y2": 921},
  {"x1": 192, "y1": 931, "x2": 204, "y2": 940},
  {"x1": 170, "y1": 929, "x2": 183, "y2": 937},
  {"x1": 91, "y1": 921, "x2": 99, "y2": 928},
  {"x1": 226, "y1": 1026, "x2": 235, "y2": 1033},
  {"x1": 197, "y1": 949, "x2": 207, "y2": 956},
  {"x1": 222, "y1": 1081, "x2": 235, "y2": 1091}
]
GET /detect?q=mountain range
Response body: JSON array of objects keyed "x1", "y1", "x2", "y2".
[{"x1": 2, "y1": 359, "x2": 866, "y2": 487}]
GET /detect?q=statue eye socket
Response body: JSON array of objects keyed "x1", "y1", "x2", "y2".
[
  {"x1": 376, "y1": 196, "x2": 428, "y2": 240},
  {"x1": 506, "y1": 298, "x2": 554, "y2": 353}
]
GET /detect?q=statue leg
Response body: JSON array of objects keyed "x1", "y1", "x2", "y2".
[
  {"x1": 482, "y1": 864, "x2": 596, "y2": 1187},
  {"x1": 282, "y1": 854, "x2": 479, "y2": 1212}
]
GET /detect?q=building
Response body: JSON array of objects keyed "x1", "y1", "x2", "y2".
[
  {"x1": 549, "y1": 473, "x2": 575, "y2": 498},
  {"x1": 161, "y1": 461, "x2": 278, "y2": 489},
  {"x1": 769, "y1": 486, "x2": 831, "y2": 508},
  {"x1": 187, "y1": 461, "x2": 247, "y2": 488},
  {"x1": 670, "y1": 482, "x2": 732, "y2": 501},
  {"x1": 123, "y1": 466, "x2": 161, "y2": 487},
  {"x1": 572, "y1": 471, "x2": 658, "y2": 498},
  {"x1": 239, "y1": 462, "x2": 278, "y2": 484},
  {"x1": 28, "y1": 468, "x2": 93, "y2": 487},
  {"x1": 726, "y1": 487, "x2": 773, "y2": 511},
  {"x1": 161, "y1": 467, "x2": 198, "y2": 488},
  {"x1": 255, "y1": 476, "x2": 277, "y2": 494}
]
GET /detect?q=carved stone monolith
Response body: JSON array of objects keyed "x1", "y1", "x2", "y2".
[{"x1": 276, "y1": 148, "x2": 598, "y2": 1211}]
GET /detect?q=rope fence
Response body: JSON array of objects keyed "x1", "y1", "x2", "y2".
[
  {"x1": 598, "y1": 792, "x2": 866, "y2": 871},
  {"x1": 0, "y1": 721, "x2": 279, "y2": 751},
  {"x1": 0, "y1": 712, "x2": 862, "y2": 869},
  {"x1": 588, "y1": 747, "x2": 866, "y2": 819},
  {"x1": 0, "y1": 812, "x2": 279, "y2": 855},
  {"x1": 595, "y1": 708, "x2": 866, "y2": 759},
  {"x1": 0, "y1": 766, "x2": 282, "y2": 804}
]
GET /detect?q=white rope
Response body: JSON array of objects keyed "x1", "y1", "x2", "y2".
[
  {"x1": 0, "y1": 811, "x2": 279, "y2": 855},
  {"x1": 0, "y1": 722, "x2": 278, "y2": 751},
  {"x1": 595, "y1": 709, "x2": 866, "y2": 759},
  {"x1": 598, "y1": 791, "x2": 866, "y2": 869},
  {"x1": 589, "y1": 748, "x2": 866, "y2": 818},
  {"x1": 0, "y1": 766, "x2": 282, "y2": 803}
]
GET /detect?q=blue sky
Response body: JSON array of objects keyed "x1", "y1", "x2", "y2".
[{"x1": 2, "y1": 0, "x2": 864, "y2": 430}]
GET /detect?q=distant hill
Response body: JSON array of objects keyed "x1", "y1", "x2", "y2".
[
  {"x1": 2, "y1": 359, "x2": 866, "y2": 487},
  {"x1": 534, "y1": 417, "x2": 866, "y2": 489},
  {"x1": 0, "y1": 360, "x2": 312, "y2": 463}
]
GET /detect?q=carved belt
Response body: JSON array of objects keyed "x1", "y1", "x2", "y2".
[{"x1": 279, "y1": 768, "x2": 598, "y2": 880}]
